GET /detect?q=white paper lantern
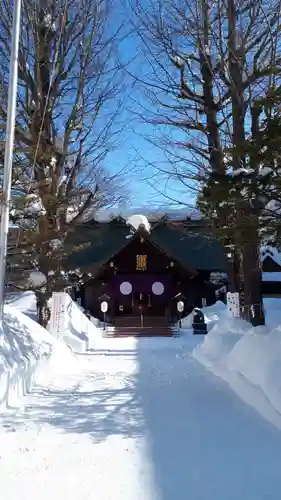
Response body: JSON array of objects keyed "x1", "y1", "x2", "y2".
[
  {"x1": 100, "y1": 301, "x2": 108, "y2": 313},
  {"x1": 152, "y1": 281, "x2": 164, "y2": 295},
  {"x1": 177, "y1": 300, "x2": 184, "y2": 312},
  {"x1": 120, "y1": 281, "x2": 132, "y2": 295}
]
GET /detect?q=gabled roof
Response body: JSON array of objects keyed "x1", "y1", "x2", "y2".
[
  {"x1": 66, "y1": 218, "x2": 227, "y2": 273},
  {"x1": 150, "y1": 222, "x2": 226, "y2": 271},
  {"x1": 66, "y1": 219, "x2": 131, "y2": 273}
]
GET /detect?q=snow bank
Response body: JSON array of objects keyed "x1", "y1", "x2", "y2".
[
  {"x1": 193, "y1": 298, "x2": 281, "y2": 422},
  {"x1": 0, "y1": 305, "x2": 77, "y2": 412},
  {"x1": 181, "y1": 300, "x2": 226, "y2": 331},
  {"x1": 201, "y1": 300, "x2": 226, "y2": 325},
  {"x1": 193, "y1": 306, "x2": 246, "y2": 366},
  {"x1": 7, "y1": 291, "x2": 103, "y2": 353},
  {"x1": 6, "y1": 291, "x2": 37, "y2": 320},
  {"x1": 64, "y1": 297, "x2": 103, "y2": 352},
  {"x1": 72, "y1": 301, "x2": 101, "y2": 327}
]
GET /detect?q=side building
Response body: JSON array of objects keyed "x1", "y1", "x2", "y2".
[{"x1": 261, "y1": 246, "x2": 281, "y2": 297}]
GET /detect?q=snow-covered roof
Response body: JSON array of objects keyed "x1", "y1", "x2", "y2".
[
  {"x1": 260, "y1": 246, "x2": 281, "y2": 267},
  {"x1": 95, "y1": 207, "x2": 201, "y2": 222},
  {"x1": 126, "y1": 214, "x2": 151, "y2": 232},
  {"x1": 262, "y1": 272, "x2": 281, "y2": 282}
]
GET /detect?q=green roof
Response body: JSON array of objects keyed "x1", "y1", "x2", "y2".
[
  {"x1": 66, "y1": 219, "x2": 227, "y2": 273},
  {"x1": 150, "y1": 223, "x2": 226, "y2": 271},
  {"x1": 66, "y1": 220, "x2": 131, "y2": 272}
]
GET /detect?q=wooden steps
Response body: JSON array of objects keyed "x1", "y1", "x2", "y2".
[
  {"x1": 105, "y1": 315, "x2": 175, "y2": 338},
  {"x1": 105, "y1": 328, "x2": 173, "y2": 338},
  {"x1": 114, "y1": 316, "x2": 142, "y2": 328}
]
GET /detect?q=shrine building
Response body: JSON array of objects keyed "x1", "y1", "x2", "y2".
[{"x1": 66, "y1": 214, "x2": 227, "y2": 335}]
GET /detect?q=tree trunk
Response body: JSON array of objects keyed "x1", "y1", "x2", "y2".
[
  {"x1": 242, "y1": 238, "x2": 265, "y2": 326},
  {"x1": 36, "y1": 290, "x2": 51, "y2": 328},
  {"x1": 226, "y1": 0, "x2": 264, "y2": 324},
  {"x1": 227, "y1": 248, "x2": 241, "y2": 294},
  {"x1": 199, "y1": 0, "x2": 239, "y2": 295}
]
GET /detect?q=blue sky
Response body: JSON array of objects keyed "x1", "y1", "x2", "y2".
[
  {"x1": 107, "y1": 128, "x2": 196, "y2": 210},
  {"x1": 104, "y1": 1, "x2": 197, "y2": 212},
  {"x1": 105, "y1": 122, "x2": 196, "y2": 209}
]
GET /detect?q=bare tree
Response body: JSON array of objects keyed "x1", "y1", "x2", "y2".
[
  {"x1": 0, "y1": 0, "x2": 128, "y2": 325},
  {"x1": 130, "y1": 0, "x2": 281, "y2": 325}
]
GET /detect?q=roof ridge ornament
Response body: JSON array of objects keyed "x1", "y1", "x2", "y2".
[{"x1": 126, "y1": 214, "x2": 151, "y2": 233}]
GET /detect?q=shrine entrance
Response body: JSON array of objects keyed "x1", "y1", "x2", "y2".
[
  {"x1": 114, "y1": 290, "x2": 167, "y2": 319},
  {"x1": 133, "y1": 291, "x2": 166, "y2": 317}
]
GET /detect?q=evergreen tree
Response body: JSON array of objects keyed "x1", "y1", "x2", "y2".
[{"x1": 132, "y1": 0, "x2": 281, "y2": 325}]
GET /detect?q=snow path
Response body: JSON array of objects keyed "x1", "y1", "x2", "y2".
[{"x1": 1, "y1": 337, "x2": 281, "y2": 500}]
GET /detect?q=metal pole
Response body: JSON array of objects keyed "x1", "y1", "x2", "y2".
[{"x1": 0, "y1": 0, "x2": 22, "y2": 333}]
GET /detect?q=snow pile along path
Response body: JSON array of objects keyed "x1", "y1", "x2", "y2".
[
  {"x1": 0, "y1": 304, "x2": 78, "y2": 412},
  {"x1": 181, "y1": 300, "x2": 226, "y2": 331},
  {"x1": 7, "y1": 290, "x2": 103, "y2": 354},
  {"x1": 61, "y1": 293, "x2": 103, "y2": 352},
  {"x1": 1, "y1": 337, "x2": 281, "y2": 499},
  {"x1": 193, "y1": 298, "x2": 281, "y2": 427},
  {"x1": 6, "y1": 291, "x2": 38, "y2": 320}
]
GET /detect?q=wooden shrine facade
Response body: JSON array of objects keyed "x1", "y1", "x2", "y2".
[{"x1": 66, "y1": 217, "x2": 227, "y2": 326}]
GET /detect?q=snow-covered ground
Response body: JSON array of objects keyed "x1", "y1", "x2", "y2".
[
  {"x1": 1, "y1": 293, "x2": 281, "y2": 498},
  {"x1": 1, "y1": 336, "x2": 281, "y2": 499}
]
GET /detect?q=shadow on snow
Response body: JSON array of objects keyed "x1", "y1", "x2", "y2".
[
  {"x1": 135, "y1": 342, "x2": 281, "y2": 500},
  {"x1": 0, "y1": 377, "x2": 143, "y2": 443},
  {"x1": 1, "y1": 338, "x2": 281, "y2": 499}
]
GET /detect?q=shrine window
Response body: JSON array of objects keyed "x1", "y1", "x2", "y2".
[{"x1": 136, "y1": 254, "x2": 147, "y2": 271}]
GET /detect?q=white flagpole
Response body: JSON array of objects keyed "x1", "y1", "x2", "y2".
[{"x1": 0, "y1": 0, "x2": 22, "y2": 335}]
